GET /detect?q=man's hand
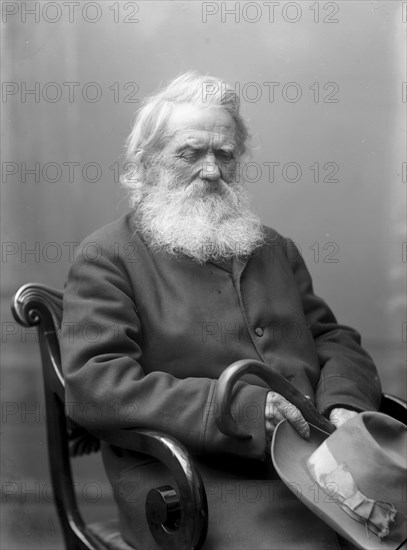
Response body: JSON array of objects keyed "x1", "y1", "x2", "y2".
[
  {"x1": 265, "y1": 391, "x2": 310, "y2": 442},
  {"x1": 329, "y1": 407, "x2": 358, "y2": 428}
]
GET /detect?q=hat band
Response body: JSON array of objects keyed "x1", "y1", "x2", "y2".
[{"x1": 307, "y1": 441, "x2": 397, "y2": 540}]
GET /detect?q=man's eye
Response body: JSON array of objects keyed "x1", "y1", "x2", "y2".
[
  {"x1": 179, "y1": 150, "x2": 200, "y2": 161},
  {"x1": 216, "y1": 151, "x2": 234, "y2": 162}
]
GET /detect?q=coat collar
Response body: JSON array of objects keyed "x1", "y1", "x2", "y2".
[{"x1": 232, "y1": 255, "x2": 250, "y2": 282}]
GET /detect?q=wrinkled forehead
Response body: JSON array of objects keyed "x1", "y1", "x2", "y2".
[
  {"x1": 167, "y1": 103, "x2": 237, "y2": 148},
  {"x1": 170, "y1": 128, "x2": 237, "y2": 150}
]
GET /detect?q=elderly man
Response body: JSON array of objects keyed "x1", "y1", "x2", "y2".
[{"x1": 61, "y1": 72, "x2": 382, "y2": 550}]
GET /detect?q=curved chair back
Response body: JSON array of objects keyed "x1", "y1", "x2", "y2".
[{"x1": 12, "y1": 284, "x2": 101, "y2": 550}]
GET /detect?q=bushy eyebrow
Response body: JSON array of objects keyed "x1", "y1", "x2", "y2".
[
  {"x1": 174, "y1": 140, "x2": 201, "y2": 153},
  {"x1": 174, "y1": 139, "x2": 236, "y2": 154},
  {"x1": 218, "y1": 144, "x2": 236, "y2": 152}
]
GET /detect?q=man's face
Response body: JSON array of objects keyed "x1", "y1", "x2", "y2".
[
  {"x1": 137, "y1": 103, "x2": 264, "y2": 263},
  {"x1": 158, "y1": 103, "x2": 238, "y2": 191}
]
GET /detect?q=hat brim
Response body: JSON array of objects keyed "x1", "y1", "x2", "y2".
[{"x1": 271, "y1": 420, "x2": 406, "y2": 550}]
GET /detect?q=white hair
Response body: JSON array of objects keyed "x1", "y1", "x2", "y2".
[{"x1": 121, "y1": 71, "x2": 250, "y2": 208}]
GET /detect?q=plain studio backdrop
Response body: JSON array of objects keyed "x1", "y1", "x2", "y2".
[{"x1": 1, "y1": 1, "x2": 406, "y2": 548}]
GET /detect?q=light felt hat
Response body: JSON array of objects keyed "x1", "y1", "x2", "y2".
[{"x1": 272, "y1": 412, "x2": 407, "y2": 550}]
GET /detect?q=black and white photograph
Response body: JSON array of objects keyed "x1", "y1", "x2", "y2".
[{"x1": 2, "y1": 2, "x2": 406, "y2": 549}]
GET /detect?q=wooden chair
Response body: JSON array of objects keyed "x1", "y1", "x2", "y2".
[
  {"x1": 11, "y1": 283, "x2": 407, "y2": 550},
  {"x1": 12, "y1": 283, "x2": 208, "y2": 550}
]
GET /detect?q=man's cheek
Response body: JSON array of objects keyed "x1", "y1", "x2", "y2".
[
  {"x1": 169, "y1": 164, "x2": 194, "y2": 187},
  {"x1": 221, "y1": 161, "x2": 237, "y2": 183}
]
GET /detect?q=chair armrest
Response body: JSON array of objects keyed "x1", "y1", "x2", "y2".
[{"x1": 95, "y1": 428, "x2": 208, "y2": 550}]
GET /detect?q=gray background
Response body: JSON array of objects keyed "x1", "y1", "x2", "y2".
[{"x1": 1, "y1": 1, "x2": 406, "y2": 548}]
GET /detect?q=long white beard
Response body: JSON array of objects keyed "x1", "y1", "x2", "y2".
[{"x1": 134, "y1": 166, "x2": 265, "y2": 264}]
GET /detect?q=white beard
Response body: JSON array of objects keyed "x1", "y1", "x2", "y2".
[{"x1": 133, "y1": 165, "x2": 265, "y2": 264}]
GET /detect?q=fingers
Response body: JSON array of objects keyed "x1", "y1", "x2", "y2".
[
  {"x1": 265, "y1": 391, "x2": 310, "y2": 440},
  {"x1": 285, "y1": 402, "x2": 310, "y2": 440},
  {"x1": 329, "y1": 407, "x2": 358, "y2": 428}
]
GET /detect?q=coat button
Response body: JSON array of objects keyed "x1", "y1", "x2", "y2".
[{"x1": 254, "y1": 327, "x2": 264, "y2": 337}]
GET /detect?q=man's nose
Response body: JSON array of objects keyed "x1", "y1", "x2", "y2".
[{"x1": 201, "y1": 155, "x2": 221, "y2": 182}]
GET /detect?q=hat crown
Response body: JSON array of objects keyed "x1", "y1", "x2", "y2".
[
  {"x1": 323, "y1": 412, "x2": 406, "y2": 503},
  {"x1": 361, "y1": 413, "x2": 406, "y2": 468}
]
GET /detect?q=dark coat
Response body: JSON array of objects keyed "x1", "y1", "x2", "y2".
[{"x1": 60, "y1": 212, "x2": 381, "y2": 549}]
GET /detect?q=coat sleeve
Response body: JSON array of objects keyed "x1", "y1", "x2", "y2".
[
  {"x1": 284, "y1": 239, "x2": 382, "y2": 416},
  {"x1": 60, "y1": 240, "x2": 269, "y2": 460}
]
